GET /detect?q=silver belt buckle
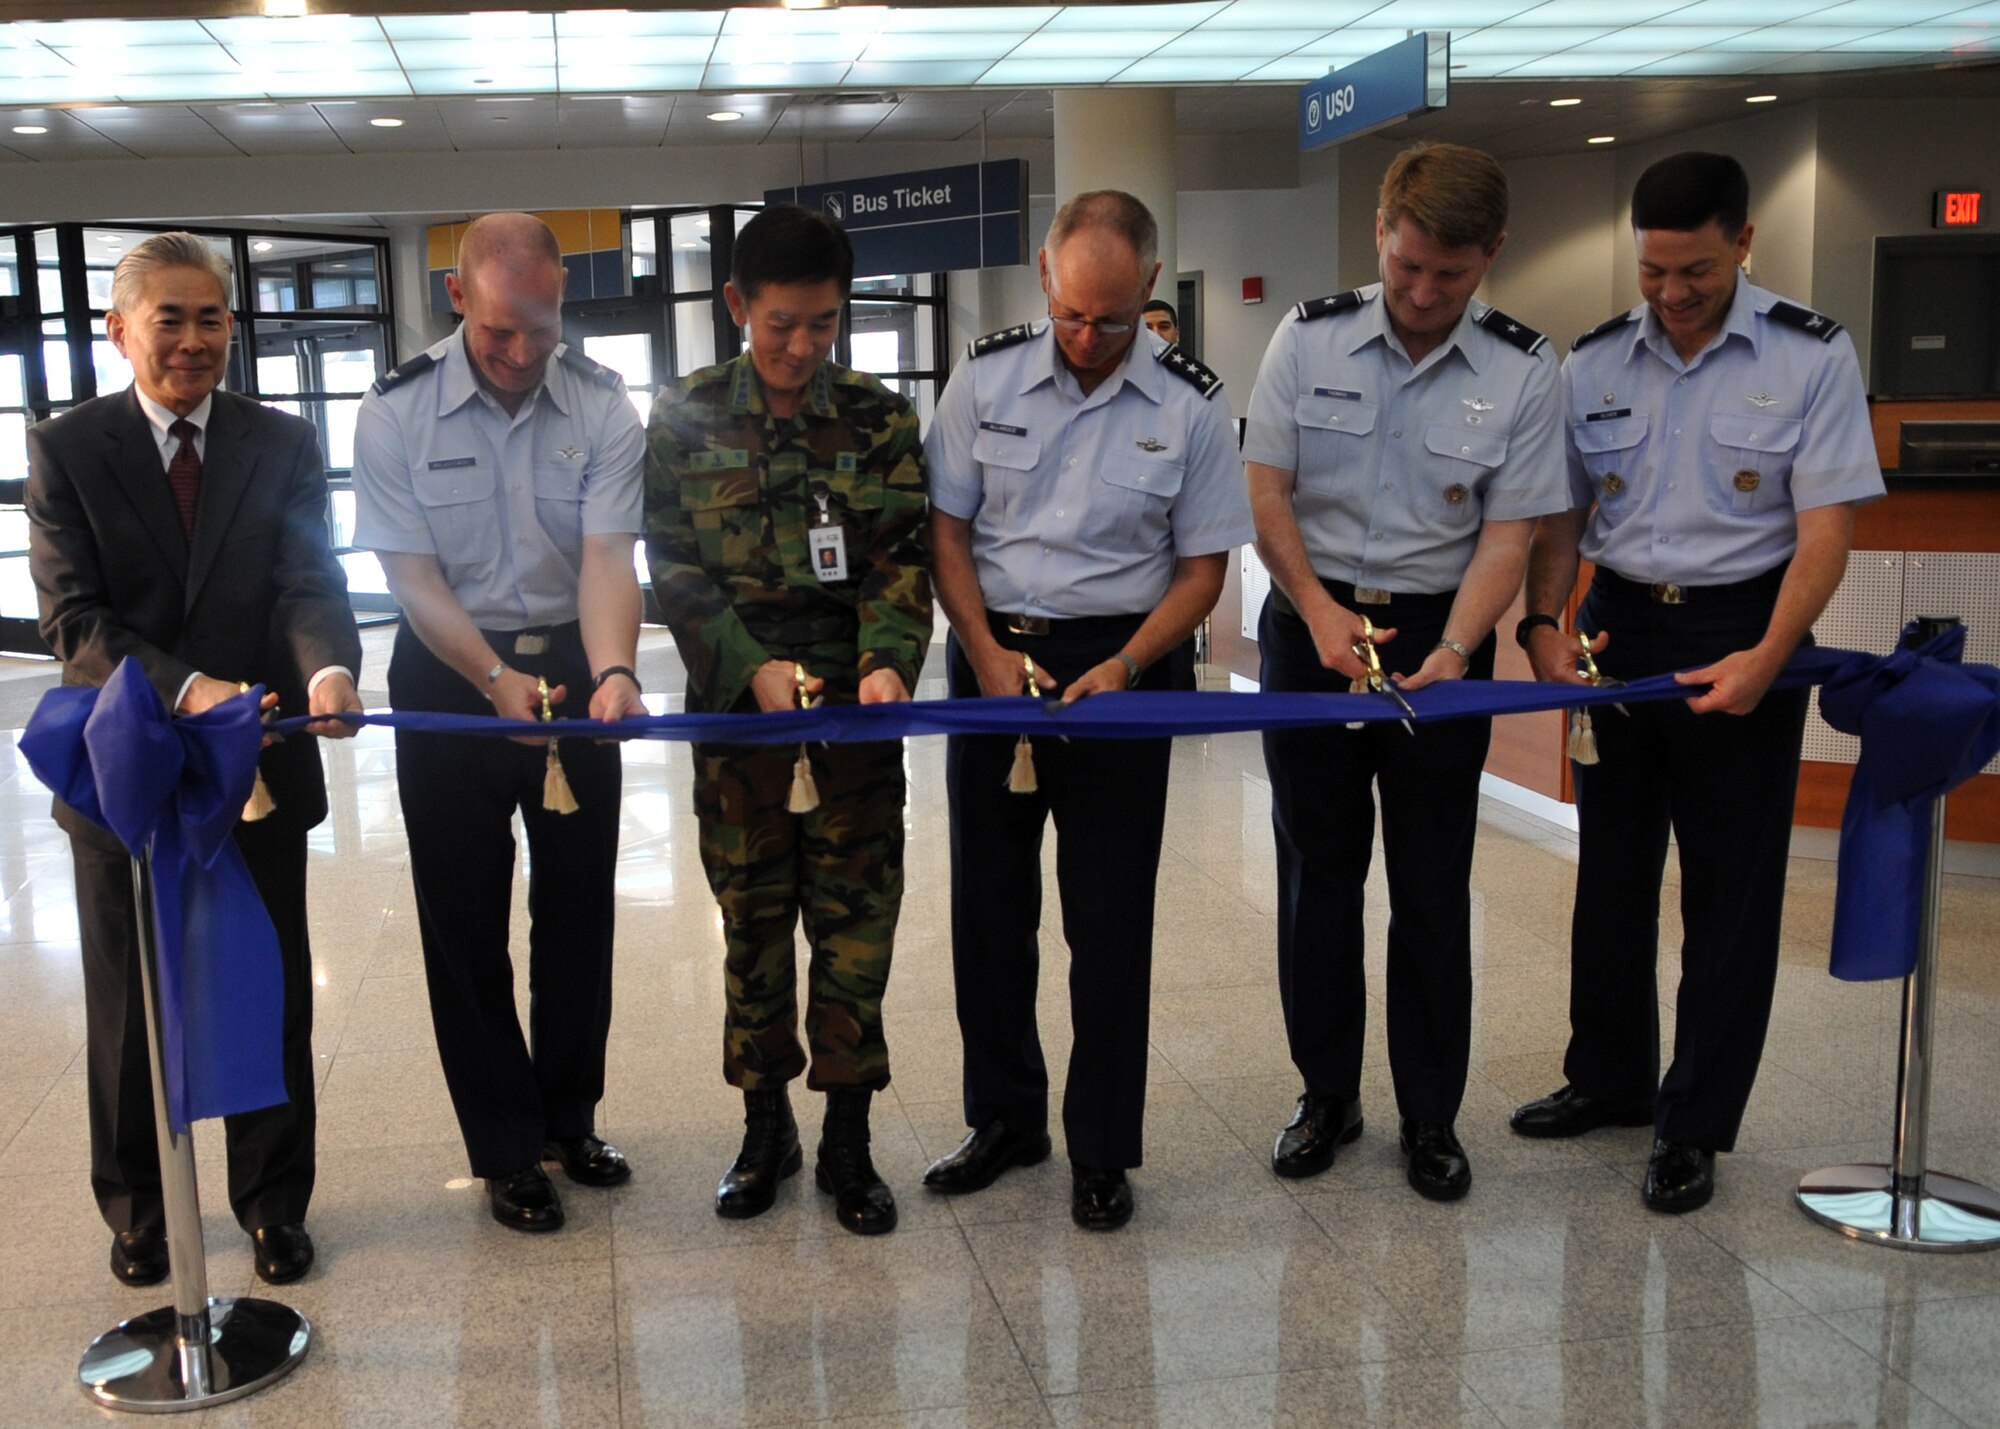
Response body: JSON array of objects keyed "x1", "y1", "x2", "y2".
[
  {"x1": 513, "y1": 633, "x2": 551, "y2": 656},
  {"x1": 1650, "y1": 582, "x2": 1685, "y2": 605},
  {"x1": 1007, "y1": 615, "x2": 1051, "y2": 636},
  {"x1": 1353, "y1": 586, "x2": 1391, "y2": 606}
]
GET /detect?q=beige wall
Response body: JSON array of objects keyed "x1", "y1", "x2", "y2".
[{"x1": 1481, "y1": 150, "x2": 1619, "y2": 355}]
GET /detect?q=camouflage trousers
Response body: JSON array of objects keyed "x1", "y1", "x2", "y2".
[{"x1": 694, "y1": 738, "x2": 906, "y2": 1091}]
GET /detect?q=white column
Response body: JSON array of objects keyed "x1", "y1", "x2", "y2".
[{"x1": 1052, "y1": 89, "x2": 1177, "y2": 308}]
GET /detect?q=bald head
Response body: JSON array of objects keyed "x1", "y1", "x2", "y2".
[{"x1": 456, "y1": 211, "x2": 563, "y2": 295}]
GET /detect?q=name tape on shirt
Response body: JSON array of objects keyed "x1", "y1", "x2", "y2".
[
  {"x1": 1585, "y1": 408, "x2": 1633, "y2": 422},
  {"x1": 978, "y1": 420, "x2": 1028, "y2": 436},
  {"x1": 427, "y1": 456, "x2": 477, "y2": 470},
  {"x1": 1312, "y1": 387, "x2": 1364, "y2": 401}
]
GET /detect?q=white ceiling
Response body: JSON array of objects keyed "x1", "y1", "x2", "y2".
[{"x1": 0, "y1": 0, "x2": 1993, "y2": 108}]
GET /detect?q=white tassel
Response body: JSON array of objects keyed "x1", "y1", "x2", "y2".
[
  {"x1": 788, "y1": 745, "x2": 820, "y2": 813},
  {"x1": 1567, "y1": 708, "x2": 1600, "y2": 766},
  {"x1": 1006, "y1": 734, "x2": 1038, "y2": 793}
]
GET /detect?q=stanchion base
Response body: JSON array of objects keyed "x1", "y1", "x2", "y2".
[
  {"x1": 1796, "y1": 1164, "x2": 2000, "y2": 1253},
  {"x1": 78, "y1": 1297, "x2": 310, "y2": 1413}
]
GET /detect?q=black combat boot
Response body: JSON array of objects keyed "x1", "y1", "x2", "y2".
[
  {"x1": 815, "y1": 1086, "x2": 897, "y2": 1235},
  {"x1": 716, "y1": 1087, "x2": 802, "y2": 1219}
]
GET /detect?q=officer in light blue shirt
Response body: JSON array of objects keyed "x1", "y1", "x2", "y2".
[
  {"x1": 1510, "y1": 153, "x2": 1884, "y2": 1216},
  {"x1": 351, "y1": 212, "x2": 645, "y2": 1236},
  {"x1": 920, "y1": 190, "x2": 1253, "y2": 1232},
  {"x1": 1243, "y1": 142, "x2": 1569, "y2": 1205}
]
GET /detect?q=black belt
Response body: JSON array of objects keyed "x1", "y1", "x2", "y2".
[
  {"x1": 1595, "y1": 565, "x2": 1787, "y2": 606},
  {"x1": 1271, "y1": 580, "x2": 1456, "y2": 620},
  {"x1": 987, "y1": 610, "x2": 1145, "y2": 639},
  {"x1": 476, "y1": 621, "x2": 579, "y2": 657}
]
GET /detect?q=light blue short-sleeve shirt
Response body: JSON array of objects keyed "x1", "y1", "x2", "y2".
[
  {"x1": 1242, "y1": 285, "x2": 1569, "y2": 596},
  {"x1": 352, "y1": 329, "x2": 644, "y2": 630},
  {"x1": 924, "y1": 323, "x2": 1254, "y2": 619},
  {"x1": 1561, "y1": 279, "x2": 1884, "y2": 585}
]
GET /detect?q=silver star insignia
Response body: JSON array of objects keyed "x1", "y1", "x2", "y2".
[
  {"x1": 558, "y1": 444, "x2": 584, "y2": 460},
  {"x1": 1505, "y1": 323, "x2": 1520, "y2": 334},
  {"x1": 1463, "y1": 396, "x2": 1494, "y2": 412},
  {"x1": 1746, "y1": 393, "x2": 1777, "y2": 408},
  {"x1": 1136, "y1": 438, "x2": 1167, "y2": 453}
]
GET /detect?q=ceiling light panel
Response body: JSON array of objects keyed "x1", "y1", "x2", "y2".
[
  {"x1": 1668, "y1": 1, "x2": 1830, "y2": 20},
  {"x1": 1150, "y1": 28, "x2": 1325, "y2": 55},
  {"x1": 257, "y1": 72, "x2": 414, "y2": 98},
  {"x1": 1040, "y1": 3, "x2": 1228, "y2": 29},
  {"x1": 860, "y1": 33, "x2": 1035, "y2": 62},
  {"x1": 1242, "y1": 55, "x2": 1359, "y2": 81},
  {"x1": 977, "y1": 57, "x2": 1128, "y2": 83},
  {"x1": 844, "y1": 61, "x2": 994, "y2": 86},
  {"x1": 1188, "y1": 0, "x2": 1365, "y2": 23},
  {"x1": 702, "y1": 63, "x2": 854, "y2": 89},
  {"x1": 555, "y1": 11, "x2": 724, "y2": 38},
  {"x1": 1290, "y1": 28, "x2": 1423, "y2": 57},
  {"x1": 710, "y1": 34, "x2": 871, "y2": 64},
  {"x1": 18, "y1": 19, "x2": 212, "y2": 46},
  {"x1": 1115, "y1": 57, "x2": 1263, "y2": 81},
  {"x1": 556, "y1": 37, "x2": 719, "y2": 67},
  {"x1": 1446, "y1": 26, "x2": 1609, "y2": 53},
  {"x1": 405, "y1": 68, "x2": 557, "y2": 95},
  {"x1": 379, "y1": 14, "x2": 553, "y2": 41},
  {"x1": 1008, "y1": 31, "x2": 1180, "y2": 58},
  {"x1": 230, "y1": 43, "x2": 403, "y2": 74},
  {"x1": 562, "y1": 65, "x2": 708, "y2": 93},
  {"x1": 202, "y1": 15, "x2": 387, "y2": 44},
  {"x1": 395, "y1": 39, "x2": 554, "y2": 69},
  {"x1": 49, "y1": 43, "x2": 243, "y2": 75},
  {"x1": 1500, "y1": 0, "x2": 1687, "y2": 18},
  {"x1": 1361, "y1": 1, "x2": 1546, "y2": 22},
  {"x1": 1847, "y1": 24, "x2": 1998, "y2": 50},
  {"x1": 1562, "y1": 26, "x2": 1760, "y2": 51}
]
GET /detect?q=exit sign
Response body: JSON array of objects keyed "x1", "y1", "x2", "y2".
[{"x1": 1935, "y1": 190, "x2": 1984, "y2": 228}]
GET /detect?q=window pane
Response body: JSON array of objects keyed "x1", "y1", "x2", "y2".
[
  {"x1": 0, "y1": 509, "x2": 29, "y2": 550},
  {"x1": 0, "y1": 354, "x2": 23, "y2": 408},
  {"x1": 850, "y1": 300, "x2": 932, "y2": 376},
  {"x1": 0, "y1": 412, "x2": 25, "y2": 482},
  {"x1": 82, "y1": 229, "x2": 237, "y2": 308},
  {"x1": 672, "y1": 299, "x2": 716, "y2": 376},
  {"x1": 630, "y1": 217, "x2": 657, "y2": 283},
  {"x1": 340, "y1": 549, "x2": 389, "y2": 596},
  {"x1": 253, "y1": 318, "x2": 387, "y2": 396},
  {"x1": 38, "y1": 265, "x2": 62, "y2": 317},
  {"x1": 42, "y1": 320, "x2": 70, "y2": 403},
  {"x1": 328, "y1": 488, "x2": 358, "y2": 548},
  {"x1": 92, "y1": 337, "x2": 132, "y2": 396},
  {"x1": 582, "y1": 331, "x2": 653, "y2": 390},
  {"x1": 247, "y1": 237, "x2": 384, "y2": 314},
  {"x1": 0, "y1": 555, "x2": 37, "y2": 619},
  {"x1": 0, "y1": 245, "x2": 17, "y2": 299},
  {"x1": 323, "y1": 396, "x2": 362, "y2": 471},
  {"x1": 667, "y1": 212, "x2": 712, "y2": 292}
]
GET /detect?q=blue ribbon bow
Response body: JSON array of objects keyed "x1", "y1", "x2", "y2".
[
  {"x1": 1818, "y1": 624, "x2": 2000, "y2": 980},
  {"x1": 20, "y1": 659, "x2": 287, "y2": 1132}
]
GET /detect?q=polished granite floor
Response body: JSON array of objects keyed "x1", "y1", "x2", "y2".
[{"x1": 0, "y1": 630, "x2": 1997, "y2": 1427}]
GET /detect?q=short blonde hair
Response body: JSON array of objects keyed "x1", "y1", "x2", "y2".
[
  {"x1": 1379, "y1": 142, "x2": 1508, "y2": 253},
  {"x1": 110, "y1": 232, "x2": 232, "y2": 314}
]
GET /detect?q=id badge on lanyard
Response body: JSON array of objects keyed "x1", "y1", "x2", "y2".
[{"x1": 808, "y1": 490, "x2": 849, "y2": 583}]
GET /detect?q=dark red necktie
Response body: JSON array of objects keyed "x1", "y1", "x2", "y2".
[{"x1": 166, "y1": 418, "x2": 201, "y2": 537}]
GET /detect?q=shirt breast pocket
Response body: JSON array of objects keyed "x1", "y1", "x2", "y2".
[
  {"x1": 1707, "y1": 413, "x2": 1799, "y2": 514},
  {"x1": 1571, "y1": 415, "x2": 1649, "y2": 511},
  {"x1": 1293, "y1": 393, "x2": 1376, "y2": 487},
  {"x1": 1423, "y1": 424, "x2": 1508, "y2": 524},
  {"x1": 1098, "y1": 451, "x2": 1186, "y2": 545},
  {"x1": 971, "y1": 427, "x2": 1042, "y2": 520},
  {"x1": 413, "y1": 461, "x2": 498, "y2": 562},
  {"x1": 679, "y1": 470, "x2": 766, "y2": 577},
  {"x1": 533, "y1": 459, "x2": 585, "y2": 553}
]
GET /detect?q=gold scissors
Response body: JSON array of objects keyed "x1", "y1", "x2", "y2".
[
  {"x1": 1351, "y1": 616, "x2": 1417, "y2": 734},
  {"x1": 1575, "y1": 632, "x2": 1629, "y2": 716}
]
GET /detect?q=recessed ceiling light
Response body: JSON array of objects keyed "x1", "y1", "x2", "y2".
[
  {"x1": 1746, "y1": 94, "x2": 1778, "y2": 104},
  {"x1": 1550, "y1": 98, "x2": 1582, "y2": 107},
  {"x1": 99, "y1": 234, "x2": 120, "y2": 244},
  {"x1": 680, "y1": 241, "x2": 699, "y2": 249},
  {"x1": 369, "y1": 117, "x2": 403, "y2": 128},
  {"x1": 706, "y1": 110, "x2": 744, "y2": 123},
  {"x1": 252, "y1": 241, "x2": 274, "y2": 252},
  {"x1": 1587, "y1": 135, "x2": 1615, "y2": 145},
  {"x1": 11, "y1": 125, "x2": 47, "y2": 135}
]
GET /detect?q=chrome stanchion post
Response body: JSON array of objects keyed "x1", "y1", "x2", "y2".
[
  {"x1": 1797, "y1": 615, "x2": 2000, "y2": 1252},
  {"x1": 76, "y1": 852, "x2": 311, "y2": 1411}
]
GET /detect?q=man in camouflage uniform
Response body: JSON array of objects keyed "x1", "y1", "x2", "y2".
[{"x1": 645, "y1": 204, "x2": 931, "y2": 1236}]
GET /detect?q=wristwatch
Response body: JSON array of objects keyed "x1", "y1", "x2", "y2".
[
  {"x1": 1113, "y1": 651, "x2": 1142, "y2": 688},
  {"x1": 1514, "y1": 613, "x2": 1560, "y2": 649},
  {"x1": 485, "y1": 661, "x2": 508, "y2": 686},
  {"x1": 1434, "y1": 637, "x2": 1471, "y2": 669},
  {"x1": 593, "y1": 664, "x2": 642, "y2": 693}
]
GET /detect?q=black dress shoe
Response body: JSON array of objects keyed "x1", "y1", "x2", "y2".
[
  {"x1": 1071, "y1": 1165, "x2": 1133, "y2": 1231},
  {"x1": 110, "y1": 1227, "x2": 168, "y2": 1287},
  {"x1": 488, "y1": 1165, "x2": 565, "y2": 1233},
  {"x1": 250, "y1": 1223, "x2": 315, "y2": 1285},
  {"x1": 543, "y1": 1134, "x2": 632, "y2": 1188},
  {"x1": 921, "y1": 1120, "x2": 1053, "y2": 1194},
  {"x1": 815, "y1": 1087, "x2": 896, "y2": 1236},
  {"x1": 1400, "y1": 1119, "x2": 1472, "y2": 1202},
  {"x1": 1643, "y1": 1139, "x2": 1716, "y2": 1213},
  {"x1": 717, "y1": 1088, "x2": 802, "y2": 1220},
  {"x1": 1509, "y1": 1084, "x2": 1655, "y2": 1139},
  {"x1": 1271, "y1": 1093, "x2": 1363, "y2": 1179}
]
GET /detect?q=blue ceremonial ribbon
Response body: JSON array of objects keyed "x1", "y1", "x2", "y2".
[
  {"x1": 19, "y1": 659, "x2": 288, "y2": 1133},
  {"x1": 1818, "y1": 624, "x2": 2000, "y2": 981}
]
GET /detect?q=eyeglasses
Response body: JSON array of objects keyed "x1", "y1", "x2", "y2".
[{"x1": 1045, "y1": 302, "x2": 1139, "y2": 337}]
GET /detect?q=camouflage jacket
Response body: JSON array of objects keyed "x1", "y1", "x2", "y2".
[{"x1": 645, "y1": 354, "x2": 932, "y2": 714}]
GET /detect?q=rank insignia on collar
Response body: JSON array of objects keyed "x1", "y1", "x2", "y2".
[
  {"x1": 1136, "y1": 438, "x2": 1167, "y2": 453},
  {"x1": 1463, "y1": 396, "x2": 1494, "y2": 412},
  {"x1": 1746, "y1": 393, "x2": 1778, "y2": 408}
]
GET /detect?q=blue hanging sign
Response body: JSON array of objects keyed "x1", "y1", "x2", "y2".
[
  {"x1": 766, "y1": 159, "x2": 1029, "y2": 276},
  {"x1": 1299, "y1": 32, "x2": 1450, "y2": 153}
]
